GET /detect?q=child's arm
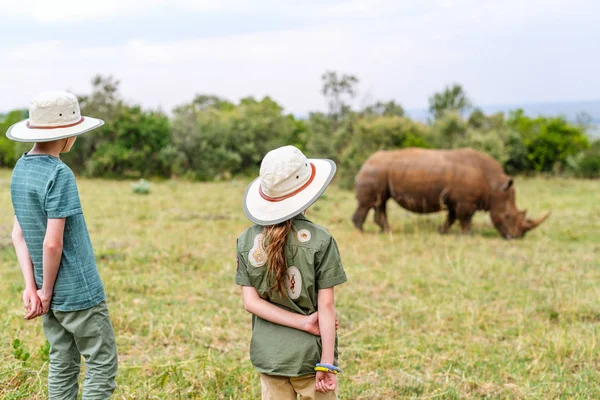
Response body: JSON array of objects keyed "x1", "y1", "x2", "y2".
[
  {"x1": 316, "y1": 287, "x2": 337, "y2": 393},
  {"x1": 11, "y1": 217, "x2": 42, "y2": 320},
  {"x1": 242, "y1": 286, "x2": 321, "y2": 335},
  {"x1": 38, "y1": 218, "x2": 66, "y2": 314}
]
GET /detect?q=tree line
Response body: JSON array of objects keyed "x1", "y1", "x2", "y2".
[{"x1": 1, "y1": 73, "x2": 599, "y2": 186}]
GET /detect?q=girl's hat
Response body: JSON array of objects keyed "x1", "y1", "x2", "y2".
[
  {"x1": 6, "y1": 91, "x2": 104, "y2": 142},
  {"x1": 243, "y1": 146, "x2": 336, "y2": 226}
]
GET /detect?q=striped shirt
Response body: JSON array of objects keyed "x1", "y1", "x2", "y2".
[{"x1": 10, "y1": 153, "x2": 105, "y2": 311}]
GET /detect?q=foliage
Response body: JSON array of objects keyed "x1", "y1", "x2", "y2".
[
  {"x1": 428, "y1": 83, "x2": 472, "y2": 119},
  {"x1": 62, "y1": 75, "x2": 171, "y2": 178},
  {"x1": 431, "y1": 111, "x2": 467, "y2": 148},
  {"x1": 132, "y1": 179, "x2": 151, "y2": 194},
  {"x1": 361, "y1": 100, "x2": 405, "y2": 118},
  {"x1": 0, "y1": 110, "x2": 28, "y2": 167},
  {"x1": 0, "y1": 74, "x2": 596, "y2": 183},
  {"x1": 565, "y1": 140, "x2": 600, "y2": 178},
  {"x1": 506, "y1": 110, "x2": 590, "y2": 172},
  {"x1": 38, "y1": 341, "x2": 50, "y2": 362},
  {"x1": 321, "y1": 71, "x2": 359, "y2": 119},
  {"x1": 12, "y1": 339, "x2": 30, "y2": 362},
  {"x1": 169, "y1": 95, "x2": 308, "y2": 180}
]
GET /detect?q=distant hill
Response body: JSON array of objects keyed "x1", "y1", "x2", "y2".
[{"x1": 407, "y1": 100, "x2": 600, "y2": 137}]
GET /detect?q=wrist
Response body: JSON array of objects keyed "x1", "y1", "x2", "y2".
[
  {"x1": 301, "y1": 315, "x2": 311, "y2": 331},
  {"x1": 40, "y1": 287, "x2": 53, "y2": 297},
  {"x1": 315, "y1": 362, "x2": 341, "y2": 374}
]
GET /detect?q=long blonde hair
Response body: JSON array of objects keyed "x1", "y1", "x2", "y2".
[{"x1": 263, "y1": 219, "x2": 294, "y2": 296}]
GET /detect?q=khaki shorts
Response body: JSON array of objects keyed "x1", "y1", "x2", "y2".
[{"x1": 260, "y1": 373, "x2": 338, "y2": 400}]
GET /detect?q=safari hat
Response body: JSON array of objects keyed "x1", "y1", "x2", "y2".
[
  {"x1": 6, "y1": 91, "x2": 104, "y2": 142},
  {"x1": 243, "y1": 145, "x2": 336, "y2": 226}
]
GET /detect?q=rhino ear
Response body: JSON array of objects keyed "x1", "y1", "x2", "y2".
[{"x1": 502, "y1": 178, "x2": 513, "y2": 191}]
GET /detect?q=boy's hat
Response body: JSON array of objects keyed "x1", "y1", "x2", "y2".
[
  {"x1": 243, "y1": 145, "x2": 336, "y2": 226},
  {"x1": 6, "y1": 91, "x2": 104, "y2": 142}
]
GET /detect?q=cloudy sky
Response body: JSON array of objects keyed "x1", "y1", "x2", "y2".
[{"x1": 1, "y1": 0, "x2": 598, "y2": 115}]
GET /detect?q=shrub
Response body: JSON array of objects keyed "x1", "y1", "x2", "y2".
[
  {"x1": 170, "y1": 96, "x2": 306, "y2": 181},
  {"x1": 131, "y1": 179, "x2": 151, "y2": 194},
  {"x1": 507, "y1": 110, "x2": 590, "y2": 172},
  {"x1": 0, "y1": 110, "x2": 28, "y2": 167},
  {"x1": 566, "y1": 140, "x2": 600, "y2": 178}
]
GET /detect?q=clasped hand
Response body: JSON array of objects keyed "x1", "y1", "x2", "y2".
[{"x1": 22, "y1": 287, "x2": 51, "y2": 320}]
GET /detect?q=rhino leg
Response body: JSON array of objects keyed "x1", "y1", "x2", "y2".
[
  {"x1": 352, "y1": 205, "x2": 370, "y2": 231},
  {"x1": 374, "y1": 200, "x2": 390, "y2": 233},
  {"x1": 460, "y1": 219, "x2": 472, "y2": 234},
  {"x1": 438, "y1": 208, "x2": 456, "y2": 234},
  {"x1": 457, "y1": 204, "x2": 477, "y2": 234}
]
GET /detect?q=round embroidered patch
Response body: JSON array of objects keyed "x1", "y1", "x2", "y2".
[
  {"x1": 248, "y1": 234, "x2": 267, "y2": 268},
  {"x1": 286, "y1": 266, "x2": 302, "y2": 300},
  {"x1": 297, "y1": 229, "x2": 311, "y2": 243}
]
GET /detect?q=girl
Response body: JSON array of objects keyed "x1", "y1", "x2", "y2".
[{"x1": 236, "y1": 146, "x2": 347, "y2": 399}]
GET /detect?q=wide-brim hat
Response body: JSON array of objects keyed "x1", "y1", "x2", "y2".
[
  {"x1": 6, "y1": 91, "x2": 104, "y2": 143},
  {"x1": 243, "y1": 145, "x2": 336, "y2": 226}
]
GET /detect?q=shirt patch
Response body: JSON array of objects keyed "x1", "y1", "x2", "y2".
[
  {"x1": 297, "y1": 229, "x2": 311, "y2": 243},
  {"x1": 249, "y1": 233, "x2": 267, "y2": 268},
  {"x1": 286, "y1": 266, "x2": 302, "y2": 300}
]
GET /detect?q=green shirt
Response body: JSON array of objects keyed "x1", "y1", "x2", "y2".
[
  {"x1": 236, "y1": 214, "x2": 347, "y2": 377},
  {"x1": 10, "y1": 154, "x2": 105, "y2": 311}
]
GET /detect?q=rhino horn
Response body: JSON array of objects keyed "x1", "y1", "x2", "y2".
[{"x1": 522, "y1": 211, "x2": 551, "y2": 232}]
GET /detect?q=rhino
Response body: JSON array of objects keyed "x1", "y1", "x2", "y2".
[{"x1": 352, "y1": 148, "x2": 550, "y2": 239}]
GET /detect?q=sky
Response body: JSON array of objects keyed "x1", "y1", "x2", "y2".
[{"x1": 1, "y1": 0, "x2": 599, "y2": 116}]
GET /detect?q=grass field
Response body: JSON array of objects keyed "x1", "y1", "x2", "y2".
[{"x1": 1, "y1": 169, "x2": 599, "y2": 399}]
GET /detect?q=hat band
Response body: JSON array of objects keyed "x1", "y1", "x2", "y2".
[
  {"x1": 26, "y1": 116, "x2": 85, "y2": 130},
  {"x1": 259, "y1": 163, "x2": 316, "y2": 202}
]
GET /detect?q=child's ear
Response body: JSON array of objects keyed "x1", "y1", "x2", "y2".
[{"x1": 62, "y1": 137, "x2": 77, "y2": 153}]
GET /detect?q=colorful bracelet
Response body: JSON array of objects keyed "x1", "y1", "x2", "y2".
[
  {"x1": 315, "y1": 363, "x2": 341, "y2": 374},
  {"x1": 315, "y1": 366, "x2": 337, "y2": 374}
]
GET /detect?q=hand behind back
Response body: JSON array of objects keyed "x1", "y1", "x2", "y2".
[
  {"x1": 37, "y1": 290, "x2": 52, "y2": 315},
  {"x1": 315, "y1": 371, "x2": 337, "y2": 393},
  {"x1": 303, "y1": 312, "x2": 340, "y2": 336},
  {"x1": 23, "y1": 288, "x2": 42, "y2": 320}
]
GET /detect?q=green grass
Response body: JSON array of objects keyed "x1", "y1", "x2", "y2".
[{"x1": 1, "y1": 169, "x2": 599, "y2": 399}]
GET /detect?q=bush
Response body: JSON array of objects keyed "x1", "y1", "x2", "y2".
[
  {"x1": 169, "y1": 96, "x2": 306, "y2": 181},
  {"x1": 131, "y1": 179, "x2": 151, "y2": 194},
  {"x1": 458, "y1": 129, "x2": 509, "y2": 165},
  {"x1": 566, "y1": 140, "x2": 600, "y2": 178},
  {"x1": 0, "y1": 110, "x2": 28, "y2": 167},
  {"x1": 506, "y1": 110, "x2": 590, "y2": 172},
  {"x1": 431, "y1": 111, "x2": 467, "y2": 148}
]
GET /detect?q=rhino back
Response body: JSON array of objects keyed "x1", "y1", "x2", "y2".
[{"x1": 373, "y1": 148, "x2": 491, "y2": 213}]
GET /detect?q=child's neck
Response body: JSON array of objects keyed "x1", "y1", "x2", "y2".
[{"x1": 29, "y1": 142, "x2": 64, "y2": 158}]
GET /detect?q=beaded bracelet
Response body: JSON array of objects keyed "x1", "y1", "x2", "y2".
[{"x1": 315, "y1": 363, "x2": 341, "y2": 374}]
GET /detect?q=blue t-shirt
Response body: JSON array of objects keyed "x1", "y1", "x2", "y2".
[{"x1": 10, "y1": 153, "x2": 105, "y2": 311}]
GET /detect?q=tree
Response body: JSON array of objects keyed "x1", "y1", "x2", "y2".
[
  {"x1": 189, "y1": 94, "x2": 235, "y2": 112},
  {"x1": 321, "y1": 71, "x2": 359, "y2": 118},
  {"x1": 362, "y1": 100, "x2": 405, "y2": 117},
  {"x1": 169, "y1": 95, "x2": 307, "y2": 180},
  {"x1": 63, "y1": 75, "x2": 172, "y2": 177},
  {"x1": 428, "y1": 83, "x2": 472, "y2": 120}
]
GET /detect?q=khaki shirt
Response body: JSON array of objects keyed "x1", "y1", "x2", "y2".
[{"x1": 236, "y1": 214, "x2": 347, "y2": 376}]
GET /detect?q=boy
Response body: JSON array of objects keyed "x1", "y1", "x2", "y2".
[{"x1": 7, "y1": 91, "x2": 118, "y2": 399}]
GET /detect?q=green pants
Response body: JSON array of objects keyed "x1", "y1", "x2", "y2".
[{"x1": 42, "y1": 301, "x2": 118, "y2": 400}]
